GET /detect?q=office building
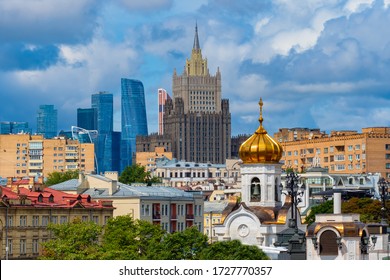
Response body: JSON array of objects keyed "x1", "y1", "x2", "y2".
[
  {"x1": 77, "y1": 108, "x2": 97, "y2": 131},
  {"x1": 36, "y1": 105, "x2": 57, "y2": 138},
  {"x1": 121, "y1": 78, "x2": 148, "y2": 171},
  {"x1": 163, "y1": 24, "x2": 231, "y2": 164},
  {"x1": 91, "y1": 92, "x2": 114, "y2": 174},
  {"x1": 158, "y1": 88, "x2": 171, "y2": 135},
  {"x1": 0, "y1": 122, "x2": 31, "y2": 134}
]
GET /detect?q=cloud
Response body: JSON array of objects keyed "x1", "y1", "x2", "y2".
[
  {"x1": 117, "y1": 0, "x2": 173, "y2": 12},
  {"x1": 0, "y1": 0, "x2": 102, "y2": 45}
]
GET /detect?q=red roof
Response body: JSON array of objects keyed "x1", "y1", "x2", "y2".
[{"x1": 0, "y1": 186, "x2": 114, "y2": 209}]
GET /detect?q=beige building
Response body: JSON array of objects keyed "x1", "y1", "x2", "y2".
[
  {"x1": 0, "y1": 178, "x2": 114, "y2": 259},
  {"x1": 0, "y1": 134, "x2": 94, "y2": 178},
  {"x1": 275, "y1": 127, "x2": 390, "y2": 177},
  {"x1": 135, "y1": 147, "x2": 173, "y2": 172},
  {"x1": 163, "y1": 24, "x2": 231, "y2": 164},
  {"x1": 50, "y1": 171, "x2": 204, "y2": 233}
]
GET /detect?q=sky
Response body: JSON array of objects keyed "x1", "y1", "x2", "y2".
[{"x1": 1, "y1": 0, "x2": 390, "y2": 137}]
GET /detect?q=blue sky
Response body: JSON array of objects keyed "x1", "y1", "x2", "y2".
[{"x1": 1, "y1": 0, "x2": 390, "y2": 136}]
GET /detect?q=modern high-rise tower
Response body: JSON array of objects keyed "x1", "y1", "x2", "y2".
[
  {"x1": 77, "y1": 108, "x2": 97, "y2": 131},
  {"x1": 91, "y1": 92, "x2": 114, "y2": 174},
  {"x1": 163, "y1": 24, "x2": 231, "y2": 163},
  {"x1": 158, "y1": 88, "x2": 171, "y2": 135},
  {"x1": 121, "y1": 78, "x2": 148, "y2": 171},
  {"x1": 36, "y1": 105, "x2": 58, "y2": 138}
]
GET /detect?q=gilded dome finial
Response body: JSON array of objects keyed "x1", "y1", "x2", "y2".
[
  {"x1": 259, "y1": 98, "x2": 264, "y2": 126},
  {"x1": 238, "y1": 97, "x2": 283, "y2": 164}
]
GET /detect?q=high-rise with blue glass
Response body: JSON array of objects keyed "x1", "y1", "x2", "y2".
[
  {"x1": 77, "y1": 108, "x2": 97, "y2": 131},
  {"x1": 36, "y1": 105, "x2": 58, "y2": 138},
  {"x1": 91, "y1": 92, "x2": 114, "y2": 174},
  {"x1": 121, "y1": 78, "x2": 148, "y2": 172}
]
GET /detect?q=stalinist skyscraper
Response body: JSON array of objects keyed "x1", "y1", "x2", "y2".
[{"x1": 163, "y1": 24, "x2": 231, "y2": 163}]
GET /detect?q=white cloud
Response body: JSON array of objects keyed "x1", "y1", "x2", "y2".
[{"x1": 118, "y1": 0, "x2": 173, "y2": 11}]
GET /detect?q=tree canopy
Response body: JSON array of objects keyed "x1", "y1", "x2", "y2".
[
  {"x1": 304, "y1": 197, "x2": 390, "y2": 225},
  {"x1": 45, "y1": 170, "x2": 79, "y2": 186},
  {"x1": 119, "y1": 164, "x2": 161, "y2": 185},
  {"x1": 40, "y1": 215, "x2": 269, "y2": 260}
]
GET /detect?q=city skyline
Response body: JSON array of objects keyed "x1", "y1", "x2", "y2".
[{"x1": 1, "y1": 0, "x2": 390, "y2": 136}]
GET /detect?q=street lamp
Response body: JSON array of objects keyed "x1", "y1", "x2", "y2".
[
  {"x1": 280, "y1": 172, "x2": 306, "y2": 256},
  {"x1": 377, "y1": 177, "x2": 389, "y2": 225},
  {"x1": 360, "y1": 235, "x2": 377, "y2": 259}
]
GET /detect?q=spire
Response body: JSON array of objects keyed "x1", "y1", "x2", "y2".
[
  {"x1": 256, "y1": 98, "x2": 266, "y2": 134},
  {"x1": 193, "y1": 22, "x2": 200, "y2": 50}
]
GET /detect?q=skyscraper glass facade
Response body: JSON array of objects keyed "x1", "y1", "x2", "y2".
[
  {"x1": 0, "y1": 122, "x2": 31, "y2": 134},
  {"x1": 77, "y1": 108, "x2": 97, "y2": 130},
  {"x1": 36, "y1": 105, "x2": 57, "y2": 138},
  {"x1": 121, "y1": 78, "x2": 148, "y2": 172},
  {"x1": 91, "y1": 92, "x2": 114, "y2": 174}
]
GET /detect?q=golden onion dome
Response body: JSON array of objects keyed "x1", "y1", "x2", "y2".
[{"x1": 239, "y1": 98, "x2": 283, "y2": 164}]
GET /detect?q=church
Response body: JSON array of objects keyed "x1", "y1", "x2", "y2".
[{"x1": 213, "y1": 98, "x2": 307, "y2": 259}]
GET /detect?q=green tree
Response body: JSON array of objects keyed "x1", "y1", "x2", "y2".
[
  {"x1": 119, "y1": 164, "x2": 161, "y2": 185},
  {"x1": 45, "y1": 170, "x2": 79, "y2": 186},
  {"x1": 342, "y1": 197, "x2": 390, "y2": 223},
  {"x1": 159, "y1": 226, "x2": 209, "y2": 260},
  {"x1": 304, "y1": 200, "x2": 333, "y2": 225},
  {"x1": 100, "y1": 215, "x2": 165, "y2": 260},
  {"x1": 40, "y1": 218, "x2": 102, "y2": 260},
  {"x1": 199, "y1": 239, "x2": 270, "y2": 260}
]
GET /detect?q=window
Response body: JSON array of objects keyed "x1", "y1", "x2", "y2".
[
  {"x1": 7, "y1": 239, "x2": 13, "y2": 255},
  {"x1": 32, "y1": 216, "x2": 39, "y2": 226},
  {"x1": 20, "y1": 239, "x2": 26, "y2": 255},
  {"x1": 42, "y1": 216, "x2": 49, "y2": 226},
  {"x1": 329, "y1": 146, "x2": 334, "y2": 153},
  {"x1": 355, "y1": 144, "x2": 360, "y2": 150},
  {"x1": 93, "y1": 216, "x2": 99, "y2": 224},
  {"x1": 19, "y1": 215, "x2": 27, "y2": 227},
  {"x1": 356, "y1": 154, "x2": 360, "y2": 160},
  {"x1": 33, "y1": 239, "x2": 39, "y2": 254},
  {"x1": 51, "y1": 216, "x2": 58, "y2": 224},
  {"x1": 348, "y1": 145, "x2": 353, "y2": 151},
  {"x1": 60, "y1": 216, "x2": 68, "y2": 224},
  {"x1": 7, "y1": 216, "x2": 13, "y2": 227},
  {"x1": 82, "y1": 216, "x2": 88, "y2": 222},
  {"x1": 335, "y1": 155, "x2": 345, "y2": 161}
]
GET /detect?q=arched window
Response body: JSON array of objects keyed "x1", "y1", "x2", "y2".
[
  {"x1": 319, "y1": 230, "x2": 338, "y2": 255},
  {"x1": 250, "y1": 177, "x2": 261, "y2": 202}
]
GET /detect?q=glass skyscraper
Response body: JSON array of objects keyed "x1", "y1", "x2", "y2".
[
  {"x1": 77, "y1": 108, "x2": 97, "y2": 130},
  {"x1": 0, "y1": 122, "x2": 31, "y2": 134},
  {"x1": 36, "y1": 105, "x2": 57, "y2": 138},
  {"x1": 91, "y1": 92, "x2": 114, "y2": 174},
  {"x1": 121, "y1": 78, "x2": 148, "y2": 172}
]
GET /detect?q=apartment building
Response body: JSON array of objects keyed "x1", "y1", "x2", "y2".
[
  {"x1": 0, "y1": 134, "x2": 94, "y2": 178},
  {"x1": 50, "y1": 172, "x2": 204, "y2": 234},
  {"x1": 0, "y1": 178, "x2": 114, "y2": 259},
  {"x1": 276, "y1": 127, "x2": 390, "y2": 177}
]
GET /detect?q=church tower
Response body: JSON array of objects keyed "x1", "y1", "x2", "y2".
[{"x1": 239, "y1": 98, "x2": 283, "y2": 207}]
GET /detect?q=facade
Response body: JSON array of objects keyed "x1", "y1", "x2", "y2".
[
  {"x1": 153, "y1": 158, "x2": 241, "y2": 191},
  {"x1": 158, "y1": 88, "x2": 171, "y2": 135},
  {"x1": 77, "y1": 108, "x2": 97, "y2": 131},
  {"x1": 0, "y1": 122, "x2": 31, "y2": 134},
  {"x1": 277, "y1": 127, "x2": 390, "y2": 177},
  {"x1": 135, "y1": 147, "x2": 173, "y2": 172},
  {"x1": 121, "y1": 78, "x2": 148, "y2": 171},
  {"x1": 0, "y1": 134, "x2": 94, "y2": 178},
  {"x1": 36, "y1": 105, "x2": 57, "y2": 138},
  {"x1": 50, "y1": 172, "x2": 204, "y2": 233},
  {"x1": 0, "y1": 179, "x2": 114, "y2": 259},
  {"x1": 274, "y1": 128, "x2": 326, "y2": 142},
  {"x1": 92, "y1": 92, "x2": 114, "y2": 174},
  {"x1": 163, "y1": 24, "x2": 231, "y2": 164}
]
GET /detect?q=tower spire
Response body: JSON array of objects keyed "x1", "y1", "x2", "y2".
[{"x1": 193, "y1": 22, "x2": 200, "y2": 50}]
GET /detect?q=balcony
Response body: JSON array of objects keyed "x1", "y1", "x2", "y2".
[
  {"x1": 152, "y1": 213, "x2": 161, "y2": 220},
  {"x1": 186, "y1": 214, "x2": 194, "y2": 220}
]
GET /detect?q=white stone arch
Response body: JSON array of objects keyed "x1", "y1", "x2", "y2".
[{"x1": 221, "y1": 205, "x2": 262, "y2": 245}]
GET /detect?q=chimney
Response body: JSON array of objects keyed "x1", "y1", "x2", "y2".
[{"x1": 333, "y1": 191, "x2": 342, "y2": 214}]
